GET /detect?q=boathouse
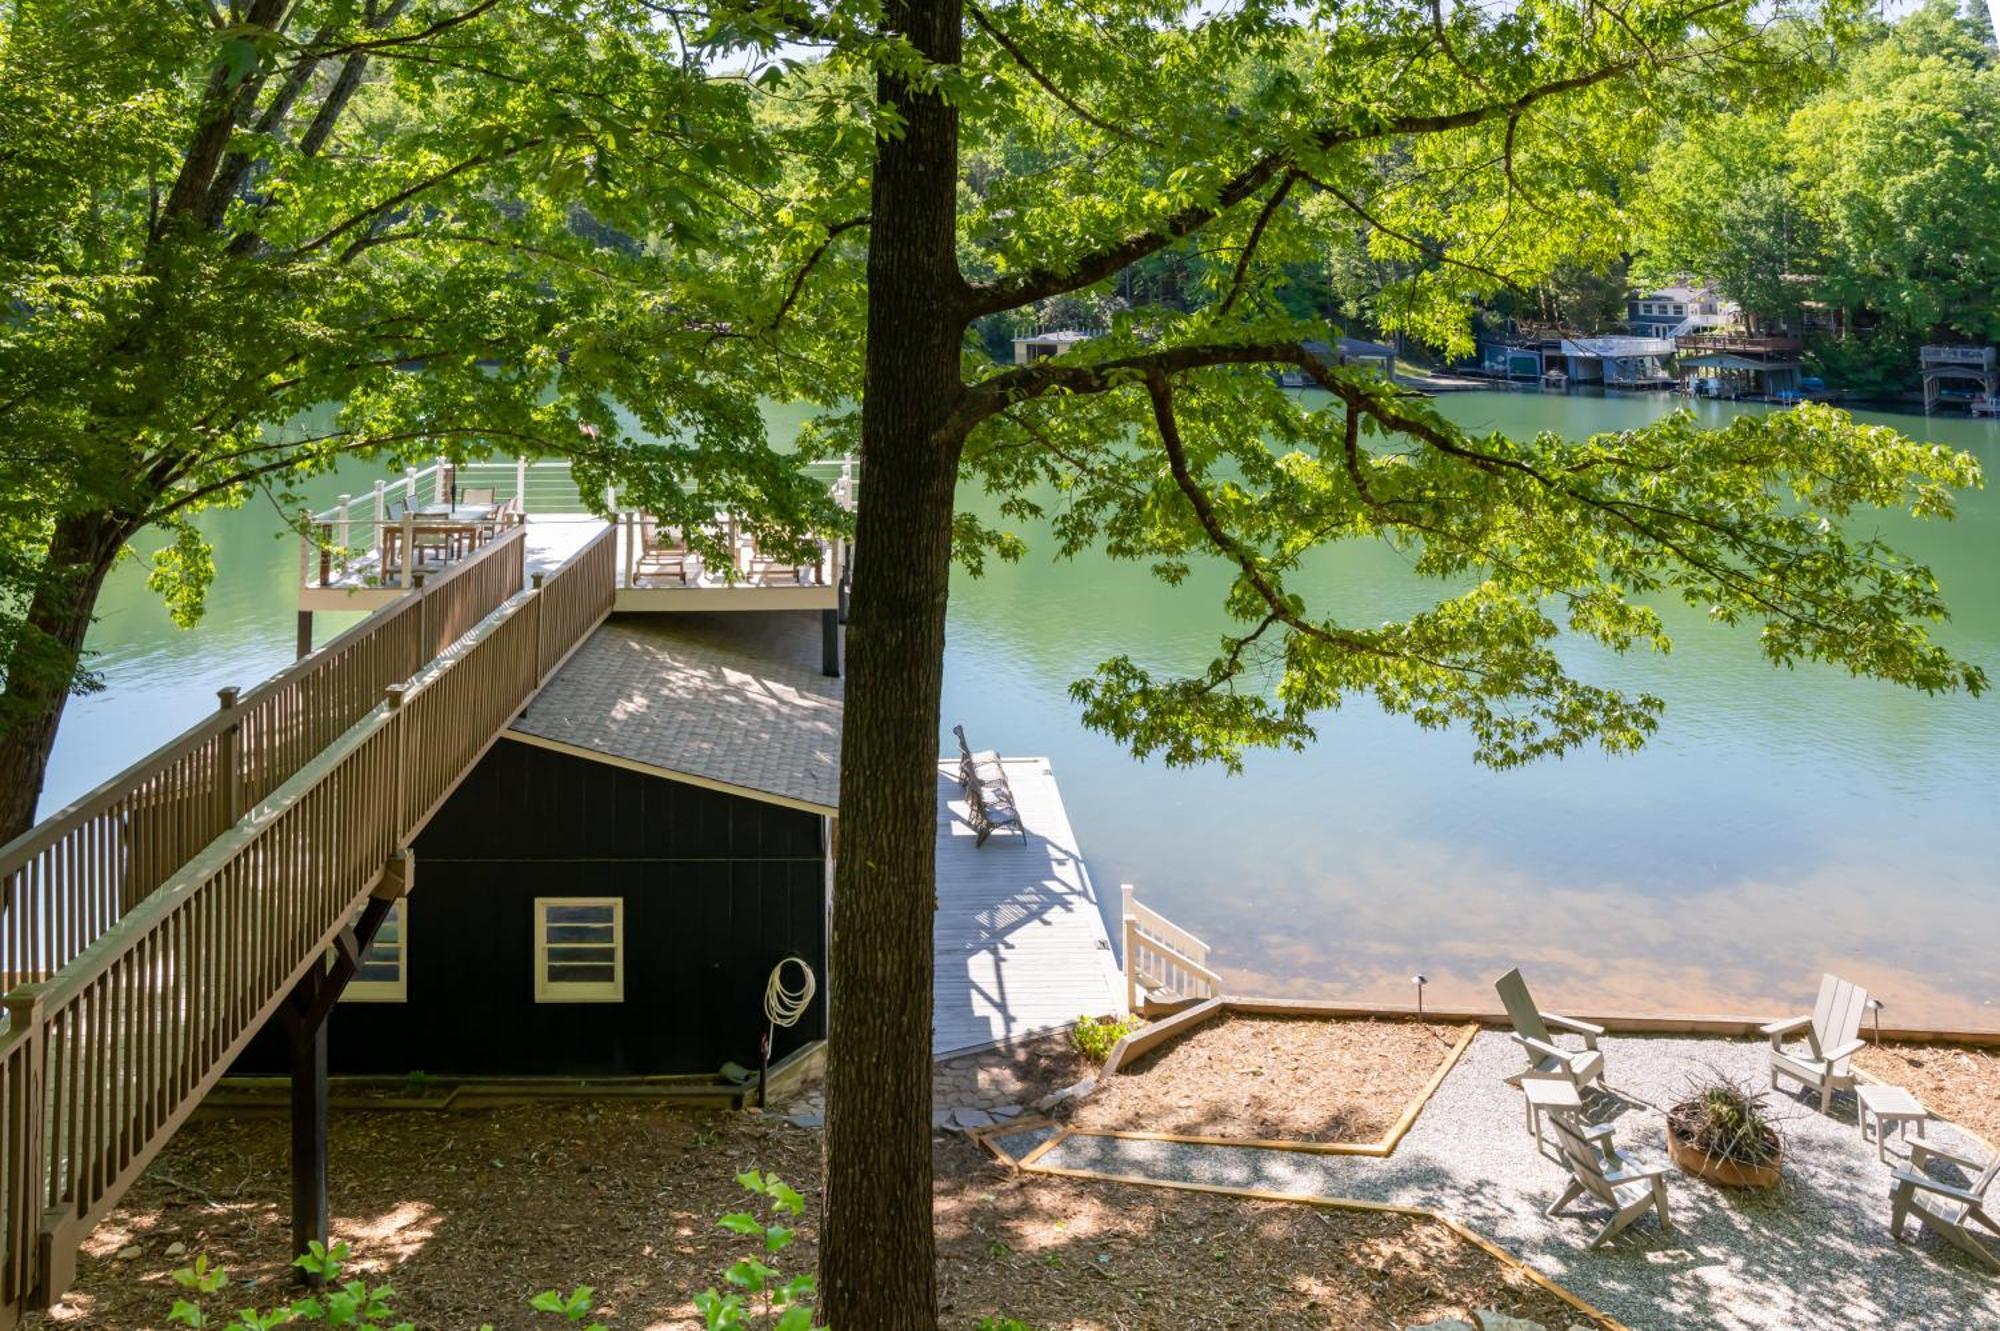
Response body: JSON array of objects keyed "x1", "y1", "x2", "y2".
[
  {"x1": 234, "y1": 611, "x2": 840, "y2": 1080},
  {"x1": 1010, "y1": 328, "x2": 1095, "y2": 363},
  {"x1": 1675, "y1": 332, "x2": 1805, "y2": 401},
  {"x1": 1919, "y1": 344, "x2": 1998, "y2": 413},
  {"x1": 1558, "y1": 335, "x2": 1675, "y2": 388}
]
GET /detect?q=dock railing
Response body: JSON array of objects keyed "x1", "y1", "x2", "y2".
[
  {"x1": 1121, "y1": 884, "x2": 1222, "y2": 1014},
  {"x1": 0, "y1": 528, "x2": 616, "y2": 1323},
  {"x1": 0, "y1": 526, "x2": 526, "y2": 994}
]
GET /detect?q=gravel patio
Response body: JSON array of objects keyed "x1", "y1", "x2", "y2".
[{"x1": 1018, "y1": 1032, "x2": 2000, "y2": 1331}]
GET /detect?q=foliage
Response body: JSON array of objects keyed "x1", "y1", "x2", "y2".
[
  {"x1": 1667, "y1": 1069, "x2": 1784, "y2": 1167},
  {"x1": 167, "y1": 1242, "x2": 413, "y2": 1331},
  {"x1": 1637, "y1": 0, "x2": 2000, "y2": 355},
  {"x1": 974, "y1": 1321, "x2": 1038, "y2": 1331},
  {"x1": 1070, "y1": 1014, "x2": 1137, "y2": 1064},
  {"x1": 0, "y1": 0, "x2": 846, "y2": 824},
  {"x1": 693, "y1": 1170, "x2": 822, "y2": 1331}
]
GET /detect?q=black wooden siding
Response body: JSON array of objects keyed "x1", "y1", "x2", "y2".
[{"x1": 236, "y1": 739, "x2": 829, "y2": 1078}]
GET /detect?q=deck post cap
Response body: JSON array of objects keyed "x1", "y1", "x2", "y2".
[
  {"x1": 531, "y1": 572, "x2": 546, "y2": 589},
  {"x1": 216, "y1": 686, "x2": 240, "y2": 709},
  {"x1": 384, "y1": 683, "x2": 406, "y2": 708}
]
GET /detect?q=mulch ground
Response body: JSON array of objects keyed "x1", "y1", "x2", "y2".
[
  {"x1": 1854, "y1": 1039, "x2": 2000, "y2": 1149},
  {"x1": 1068, "y1": 1015, "x2": 1472, "y2": 1144},
  {"x1": 27, "y1": 1100, "x2": 1597, "y2": 1331}
]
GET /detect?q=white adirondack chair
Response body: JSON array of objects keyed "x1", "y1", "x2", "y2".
[
  {"x1": 1891, "y1": 1140, "x2": 2000, "y2": 1273},
  {"x1": 1760, "y1": 973, "x2": 1869, "y2": 1113},
  {"x1": 1543, "y1": 1111, "x2": 1673, "y2": 1248},
  {"x1": 1494, "y1": 968, "x2": 1606, "y2": 1090}
]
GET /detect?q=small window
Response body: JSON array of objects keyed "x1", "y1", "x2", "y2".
[
  {"x1": 1672, "y1": 303, "x2": 1685, "y2": 315},
  {"x1": 535, "y1": 898, "x2": 623, "y2": 1002},
  {"x1": 345, "y1": 901, "x2": 407, "y2": 1002}
]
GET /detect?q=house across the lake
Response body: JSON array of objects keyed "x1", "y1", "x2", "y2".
[{"x1": 1010, "y1": 328, "x2": 1096, "y2": 363}]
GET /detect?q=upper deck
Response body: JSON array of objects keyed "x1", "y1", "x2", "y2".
[{"x1": 297, "y1": 457, "x2": 854, "y2": 617}]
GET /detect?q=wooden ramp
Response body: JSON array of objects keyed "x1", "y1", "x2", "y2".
[
  {"x1": 0, "y1": 530, "x2": 618, "y2": 1327},
  {"x1": 933, "y1": 758, "x2": 1125, "y2": 1056}
]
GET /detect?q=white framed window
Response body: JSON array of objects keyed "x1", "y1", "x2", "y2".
[
  {"x1": 534, "y1": 898, "x2": 624, "y2": 1002},
  {"x1": 344, "y1": 901, "x2": 407, "y2": 1002}
]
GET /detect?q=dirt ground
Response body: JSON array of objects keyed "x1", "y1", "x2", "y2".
[
  {"x1": 1854, "y1": 1039, "x2": 2000, "y2": 1149},
  {"x1": 1069, "y1": 1015, "x2": 1471, "y2": 1144},
  {"x1": 29, "y1": 1101, "x2": 1597, "y2": 1331}
]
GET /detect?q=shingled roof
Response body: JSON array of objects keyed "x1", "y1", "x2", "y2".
[{"x1": 509, "y1": 612, "x2": 842, "y2": 812}]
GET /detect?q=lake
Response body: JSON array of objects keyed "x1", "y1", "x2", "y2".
[{"x1": 38, "y1": 391, "x2": 2000, "y2": 1030}]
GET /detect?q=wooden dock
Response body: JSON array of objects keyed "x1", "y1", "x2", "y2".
[{"x1": 932, "y1": 758, "x2": 1126, "y2": 1055}]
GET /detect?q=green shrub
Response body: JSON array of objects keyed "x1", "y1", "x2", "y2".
[
  {"x1": 1069, "y1": 1013, "x2": 1137, "y2": 1063},
  {"x1": 693, "y1": 1170, "x2": 821, "y2": 1330}
]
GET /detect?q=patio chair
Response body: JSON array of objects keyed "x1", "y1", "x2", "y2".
[
  {"x1": 459, "y1": 486, "x2": 497, "y2": 506},
  {"x1": 1880, "y1": 1135, "x2": 1992, "y2": 1271},
  {"x1": 1494, "y1": 968, "x2": 1606, "y2": 1091},
  {"x1": 1543, "y1": 1111, "x2": 1673, "y2": 1248},
  {"x1": 1890, "y1": 1140, "x2": 2000, "y2": 1273},
  {"x1": 634, "y1": 515, "x2": 693, "y2": 585},
  {"x1": 1760, "y1": 972, "x2": 1868, "y2": 1113},
  {"x1": 966, "y1": 772, "x2": 1022, "y2": 847}
]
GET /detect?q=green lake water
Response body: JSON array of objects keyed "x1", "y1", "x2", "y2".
[{"x1": 41, "y1": 391, "x2": 2000, "y2": 1029}]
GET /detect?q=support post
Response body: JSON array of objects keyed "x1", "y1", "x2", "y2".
[
  {"x1": 295, "y1": 611, "x2": 312, "y2": 659},
  {"x1": 334, "y1": 494, "x2": 351, "y2": 553},
  {"x1": 399, "y1": 508, "x2": 416, "y2": 588},
  {"x1": 516, "y1": 455, "x2": 528, "y2": 507},
  {"x1": 435, "y1": 457, "x2": 451, "y2": 506},
  {"x1": 215, "y1": 687, "x2": 242, "y2": 827},
  {"x1": 372, "y1": 480, "x2": 388, "y2": 566},
  {"x1": 820, "y1": 608, "x2": 840, "y2": 678},
  {"x1": 287, "y1": 965, "x2": 329, "y2": 1282},
  {"x1": 1120, "y1": 884, "x2": 1137, "y2": 1016}
]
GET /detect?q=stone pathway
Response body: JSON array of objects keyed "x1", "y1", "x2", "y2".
[
  {"x1": 1022, "y1": 1033, "x2": 2000, "y2": 1331},
  {"x1": 778, "y1": 1030, "x2": 1084, "y2": 1132}
]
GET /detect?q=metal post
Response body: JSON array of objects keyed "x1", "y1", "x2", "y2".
[{"x1": 1412, "y1": 974, "x2": 1429, "y2": 1023}]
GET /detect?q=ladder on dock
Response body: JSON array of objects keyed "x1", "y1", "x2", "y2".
[{"x1": 0, "y1": 525, "x2": 617, "y2": 1325}]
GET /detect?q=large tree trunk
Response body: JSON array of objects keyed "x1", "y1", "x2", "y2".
[
  {"x1": 0, "y1": 512, "x2": 132, "y2": 842},
  {"x1": 821, "y1": 1, "x2": 966, "y2": 1327}
]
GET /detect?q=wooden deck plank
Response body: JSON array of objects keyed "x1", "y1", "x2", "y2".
[{"x1": 932, "y1": 759, "x2": 1125, "y2": 1056}]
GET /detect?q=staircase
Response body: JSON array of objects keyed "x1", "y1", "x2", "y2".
[
  {"x1": 1120, "y1": 884, "x2": 1223, "y2": 1013},
  {"x1": 0, "y1": 525, "x2": 616, "y2": 1324}
]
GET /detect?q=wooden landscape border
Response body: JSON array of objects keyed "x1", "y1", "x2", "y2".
[
  {"x1": 1088, "y1": 999, "x2": 1480, "y2": 1157},
  {"x1": 968, "y1": 1124, "x2": 1634, "y2": 1331},
  {"x1": 1199, "y1": 995, "x2": 2000, "y2": 1047}
]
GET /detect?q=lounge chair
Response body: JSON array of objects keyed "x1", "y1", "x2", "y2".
[
  {"x1": 1890, "y1": 1140, "x2": 2000, "y2": 1273},
  {"x1": 1494, "y1": 968, "x2": 1606, "y2": 1091},
  {"x1": 951, "y1": 725, "x2": 1021, "y2": 847},
  {"x1": 634, "y1": 515, "x2": 694, "y2": 584},
  {"x1": 458, "y1": 486, "x2": 497, "y2": 506},
  {"x1": 1761, "y1": 972, "x2": 1868, "y2": 1113},
  {"x1": 1543, "y1": 1111, "x2": 1673, "y2": 1248},
  {"x1": 952, "y1": 724, "x2": 1005, "y2": 790}
]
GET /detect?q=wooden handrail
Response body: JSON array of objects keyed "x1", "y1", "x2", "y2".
[
  {"x1": 0, "y1": 525, "x2": 529, "y2": 992},
  {"x1": 0, "y1": 528, "x2": 614, "y2": 1318}
]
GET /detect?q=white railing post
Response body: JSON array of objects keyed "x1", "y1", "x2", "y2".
[
  {"x1": 403, "y1": 466, "x2": 418, "y2": 507},
  {"x1": 372, "y1": 479, "x2": 388, "y2": 566},
  {"x1": 399, "y1": 508, "x2": 416, "y2": 588},
  {"x1": 335, "y1": 494, "x2": 351, "y2": 552},
  {"x1": 516, "y1": 456, "x2": 528, "y2": 508},
  {"x1": 434, "y1": 456, "x2": 449, "y2": 505},
  {"x1": 1121, "y1": 883, "x2": 1138, "y2": 1015}
]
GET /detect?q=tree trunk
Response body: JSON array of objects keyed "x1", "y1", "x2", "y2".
[
  {"x1": 821, "y1": 1, "x2": 966, "y2": 1327},
  {"x1": 0, "y1": 512, "x2": 132, "y2": 842}
]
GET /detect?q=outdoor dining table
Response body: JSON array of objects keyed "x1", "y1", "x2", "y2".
[{"x1": 383, "y1": 503, "x2": 501, "y2": 570}]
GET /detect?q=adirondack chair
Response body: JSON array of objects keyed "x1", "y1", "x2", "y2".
[
  {"x1": 1891, "y1": 1140, "x2": 2000, "y2": 1273},
  {"x1": 1543, "y1": 1111, "x2": 1673, "y2": 1248},
  {"x1": 1494, "y1": 968, "x2": 1606, "y2": 1091},
  {"x1": 1761, "y1": 973, "x2": 1868, "y2": 1113}
]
